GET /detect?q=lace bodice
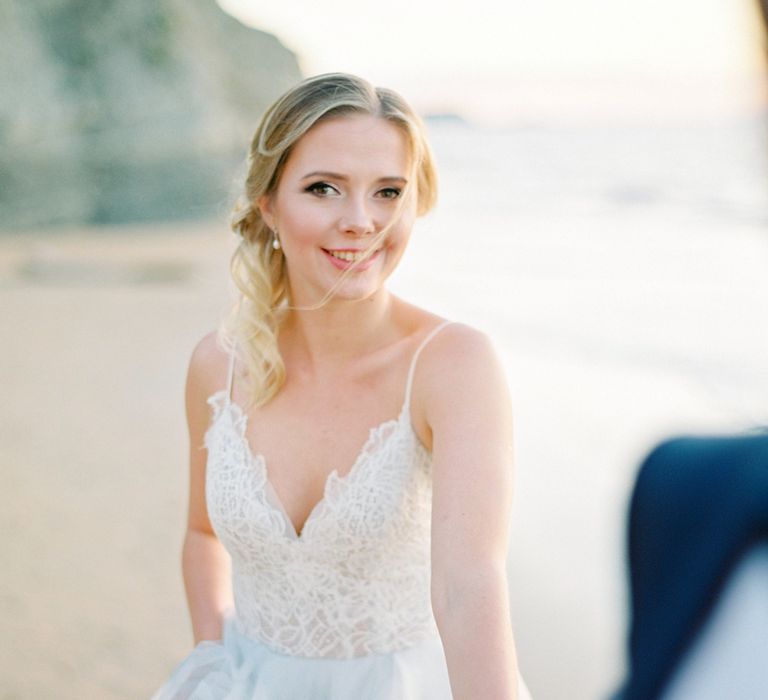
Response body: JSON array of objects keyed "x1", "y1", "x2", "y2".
[{"x1": 203, "y1": 322, "x2": 453, "y2": 659}]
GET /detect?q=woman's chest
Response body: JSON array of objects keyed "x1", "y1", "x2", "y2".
[
  {"x1": 238, "y1": 395, "x2": 409, "y2": 530},
  {"x1": 204, "y1": 398, "x2": 433, "y2": 546}
]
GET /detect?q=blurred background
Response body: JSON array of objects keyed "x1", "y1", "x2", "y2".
[{"x1": 2, "y1": 1, "x2": 767, "y2": 698}]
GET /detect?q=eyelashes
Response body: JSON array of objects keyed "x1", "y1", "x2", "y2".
[
  {"x1": 304, "y1": 182, "x2": 402, "y2": 199},
  {"x1": 305, "y1": 182, "x2": 338, "y2": 196},
  {"x1": 378, "y1": 187, "x2": 402, "y2": 199}
]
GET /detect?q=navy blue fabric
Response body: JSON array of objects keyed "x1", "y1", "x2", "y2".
[{"x1": 617, "y1": 432, "x2": 768, "y2": 700}]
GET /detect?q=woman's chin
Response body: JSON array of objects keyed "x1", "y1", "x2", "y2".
[
  {"x1": 326, "y1": 269, "x2": 389, "y2": 300},
  {"x1": 291, "y1": 280, "x2": 386, "y2": 309},
  {"x1": 328, "y1": 283, "x2": 384, "y2": 304}
]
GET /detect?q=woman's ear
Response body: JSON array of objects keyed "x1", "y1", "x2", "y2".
[{"x1": 257, "y1": 195, "x2": 275, "y2": 231}]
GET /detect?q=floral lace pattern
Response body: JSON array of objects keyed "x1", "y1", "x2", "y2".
[{"x1": 204, "y1": 390, "x2": 440, "y2": 659}]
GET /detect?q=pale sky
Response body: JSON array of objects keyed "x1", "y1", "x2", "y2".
[{"x1": 219, "y1": 0, "x2": 766, "y2": 123}]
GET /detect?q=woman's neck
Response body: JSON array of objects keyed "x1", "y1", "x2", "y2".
[{"x1": 280, "y1": 289, "x2": 397, "y2": 370}]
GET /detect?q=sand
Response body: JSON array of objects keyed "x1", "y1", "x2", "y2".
[{"x1": 0, "y1": 222, "x2": 235, "y2": 699}]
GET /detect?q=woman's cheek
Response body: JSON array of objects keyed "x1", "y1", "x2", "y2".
[{"x1": 281, "y1": 205, "x2": 325, "y2": 242}]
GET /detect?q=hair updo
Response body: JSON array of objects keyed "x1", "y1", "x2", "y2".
[{"x1": 223, "y1": 72, "x2": 438, "y2": 408}]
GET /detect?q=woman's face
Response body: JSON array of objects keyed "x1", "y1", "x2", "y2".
[{"x1": 259, "y1": 114, "x2": 417, "y2": 307}]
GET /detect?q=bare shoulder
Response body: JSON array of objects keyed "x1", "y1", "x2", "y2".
[
  {"x1": 411, "y1": 321, "x2": 511, "y2": 436},
  {"x1": 187, "y1": 330, "x2": 231, "y2": 401},
  {"x1": 419, "y1": 322, "x2": 503, "y2": 385}
]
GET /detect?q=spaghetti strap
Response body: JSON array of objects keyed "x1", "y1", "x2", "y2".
[
  {"x1": 225, "y1": 340, "x2": 237, "y2": 403},
  {"x1": 403, "y1": 320, "x2": 455, "y2": 410}
]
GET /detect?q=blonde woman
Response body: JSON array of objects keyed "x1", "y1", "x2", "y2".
[{"x1": 153, "y1": 73, "x2": 532, "y2": 700}]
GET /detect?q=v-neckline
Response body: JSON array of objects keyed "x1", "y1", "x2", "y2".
[
  {"x1": 208, "y1": 319, "x2": 453, "y2": 541},
  {"x1": 213, "y1": 391, "x2": 411, "y2": 541}
]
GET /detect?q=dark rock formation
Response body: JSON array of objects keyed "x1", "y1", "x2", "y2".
[
  {"x1": 0, "y1": 0, "x2": 301, "y2": 229},
  {"x1": 756, "y1": 1, "x2": 768, "y2": 55}
]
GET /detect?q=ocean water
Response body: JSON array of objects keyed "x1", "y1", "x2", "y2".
[{"x1": 391, "y1": 116, "x2": 768, "y2": 699}]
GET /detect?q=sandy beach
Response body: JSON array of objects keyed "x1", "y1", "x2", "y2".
[
  {"x1": 0, "y1": 222, "x2": 235, "y2": 698},
  {"x1": 2, "y1": 120, "x2": 767, "y2": 699}
]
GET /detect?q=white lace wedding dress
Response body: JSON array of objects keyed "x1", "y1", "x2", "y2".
[{"x1": 152, "y1": 321, "x2": 532, "y2": 699}]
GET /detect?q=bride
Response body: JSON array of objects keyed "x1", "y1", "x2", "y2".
[{"x1": 153, "y1": 72, "x2": 531, "y2": 700}]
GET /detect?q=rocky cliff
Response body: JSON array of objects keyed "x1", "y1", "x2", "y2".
[{"x1": 0, "y1": 0, "x2": 301, "y2": 228}]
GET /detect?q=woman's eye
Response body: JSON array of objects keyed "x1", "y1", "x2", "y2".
[
  {"x1": 305, "y1": 182, "x2": 338, "y2": 196},
  {"x1": 378, "y1": 187, "x2": 402, "y2": 199}
]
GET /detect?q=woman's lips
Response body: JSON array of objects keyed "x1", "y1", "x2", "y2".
[{"x1": 322, "y1": 248, "x2": 381, "y2": 271}]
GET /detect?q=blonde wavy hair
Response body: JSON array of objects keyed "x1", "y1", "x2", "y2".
[{"x1": 222, "y1": 72, "x2": 438, "y2": 408}]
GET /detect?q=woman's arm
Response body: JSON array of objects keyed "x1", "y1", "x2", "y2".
[
  {"x1": 419, "y1": 326, "x2": 521, "y2": 700},
  {"x1": 182, "y1": 335, "x2": 234, "y2": 644}
]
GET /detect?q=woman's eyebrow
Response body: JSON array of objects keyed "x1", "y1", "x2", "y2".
[
  {"x1": 300, "y1": 171, "x2": 408, "y2": 184},
  {"x1": 379, "y1": 176, "x2": 409, "y2": 184}
]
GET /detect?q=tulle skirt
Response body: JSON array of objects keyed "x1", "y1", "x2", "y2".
[
  {"x1": 152, "y1": 616, "x2": 532, "y2": 699},
  {"x1": 151, "y1": 615, "x2": 453, "y2": 700}
]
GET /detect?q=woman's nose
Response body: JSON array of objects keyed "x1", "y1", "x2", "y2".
[{"x1": 339, "y1": 196, "x2": 375, "y2": 236}]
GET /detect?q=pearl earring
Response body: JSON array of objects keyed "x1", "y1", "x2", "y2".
[{"x1": 271, "y1": 229, "x2": 281, "y2": 250}]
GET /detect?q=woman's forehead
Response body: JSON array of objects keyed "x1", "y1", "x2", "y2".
[{"x1": 284, "y1": 115, "x2": 411, "y2": 178}]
